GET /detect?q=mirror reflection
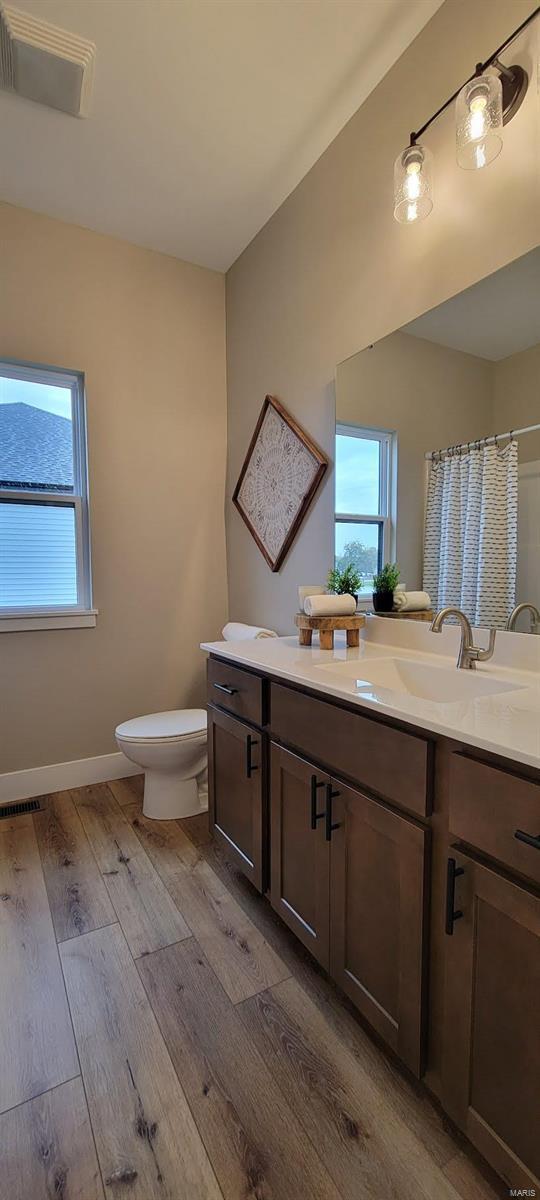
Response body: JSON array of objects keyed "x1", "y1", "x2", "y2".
[{"x1": 335, "y1": 247, "x2": 540, "y2": 632}]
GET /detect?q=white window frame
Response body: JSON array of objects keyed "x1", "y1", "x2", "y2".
[
  {"x1": 0, "y1": 359, "x2": 96, "y2": 632},
  {"x1": 335, "y1": 422, "x2": 394, "y2": 603}
]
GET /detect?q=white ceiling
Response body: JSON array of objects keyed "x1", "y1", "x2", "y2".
[
  {"x1": 403, "y1": 248, "x2": 540, "y2": 361},
  {"x1": 0, "y1": 0, "x2": 442, "y2": 270}
]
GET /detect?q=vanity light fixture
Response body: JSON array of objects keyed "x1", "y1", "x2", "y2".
[
  {"x1": 393, "y1": 142, "x2": 433, "y2": 224},
  {"x1": 393, "y1": 6, "x2": 538, "y2": 222},
  {"x1": 455, "y1": 71, "x2": 503, "y2": 170}
]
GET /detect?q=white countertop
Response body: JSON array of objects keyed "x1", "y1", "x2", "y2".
[{"x1": 201, "y1": 617, "x2": 540, "y2": 770}]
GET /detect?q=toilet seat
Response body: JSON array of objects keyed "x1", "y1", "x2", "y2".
[{"x1": 115, "y1": 708, "x2": 207, "y2": 744}]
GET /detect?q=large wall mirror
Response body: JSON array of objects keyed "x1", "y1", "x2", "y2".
[{"x1": 335, "y1": 246, "x2": 540, "y2": 633}]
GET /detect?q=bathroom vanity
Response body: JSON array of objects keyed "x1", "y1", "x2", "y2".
[{"x1": 202, "y1": 623, "x2": 540, "y2": 1192}]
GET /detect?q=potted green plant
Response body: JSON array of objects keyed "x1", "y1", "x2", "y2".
[
  {"x1": 372, "y1": 562, "x2": 400, "y2": 612},
  {"x1": 327, "y1": 563, "x2": 362, "y2": 606}
]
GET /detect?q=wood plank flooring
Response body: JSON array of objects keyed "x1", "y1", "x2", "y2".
[
  {"x1": 72, "y1": 784, "x2": 191, "y2": 958},
  {"x1": 34, "y1": 791, "x2": 115, "y2": 942},
  {"x1": 60, "y1": 924, "x2": 222, "y2": 1200},
  {"x1": 138, "y1": 938, "x2": 341, "y2": 1200},
  {"x1": 0, "y1": 821, "x2": 78, "y2": 1114},
  {"x1": 1, "y1": 1079, "x2": 104, "y2": 1200},
  {"x1": 123, "y1": 802, "x2": 289, "y2": 1002},
  {"x1": 0, "y1": 775, "x2": 505, "y2": 1200}
]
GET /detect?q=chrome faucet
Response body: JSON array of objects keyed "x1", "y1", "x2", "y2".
[
  {"x1": 430, "y1": 607, "x2": 496, "y2": 670},
  {"x1": 506, "y1": 602, "x2": 540, "y2": 633}
]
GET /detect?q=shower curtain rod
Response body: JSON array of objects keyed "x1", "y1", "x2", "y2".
[{"x1": 424, "y1": 423, "x2": 540, "y2": 460}]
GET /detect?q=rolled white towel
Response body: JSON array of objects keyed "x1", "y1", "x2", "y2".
[
  {"x1": 222, "y1": 621, "x2": 277, "y2": 641},
  {"x1": 392, "y1": 590, "x2": 431, "y2": 612},
  {"x1": 304, "y1": 593, "x2": 356, "y2": 617}
]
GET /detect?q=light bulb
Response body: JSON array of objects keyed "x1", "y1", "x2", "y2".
[
  {"x1": 469, "y1": 93, "x2": 487, "y2": 140},
  {"x1": 456, "y1": 73, "x2": 503, "y2": 169},
  {"x1": 393, "y1": 143, "x2": 433, "y2": 223},
  {"x1": 405, "y1": 160, "x2": 421, "y2": 201}
]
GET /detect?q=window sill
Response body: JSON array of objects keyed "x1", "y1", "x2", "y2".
[{"x1": 0, "y1": 609, "x2": 98, "y2": 632}]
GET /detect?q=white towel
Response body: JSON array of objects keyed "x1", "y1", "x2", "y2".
[
  {"x1": 222, "y1": 622, "x2": 277, "y2": 641},
  {"x1": 392, "y1": 590, "x2": 431, "y2": 612},
  {"x1": 303, "y1": 594, "x2": 356, "y2": 617}
]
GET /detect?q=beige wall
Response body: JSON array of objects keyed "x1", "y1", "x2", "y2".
[
  {"x1": 493, "y1": 342, "x2": 540, "y2": 463},
  {"x1": 336, "y1": 332, "x2": 494, "y2": 589},
  {"x1": 0, "y1": 203, "x2": 227, "y2": 773},
  {"x1": 226, "y1": 0, "x2": 540, "y2": 633}
]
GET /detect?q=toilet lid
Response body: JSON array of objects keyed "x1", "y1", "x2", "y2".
[{"x1": 116, "y1": 708, "x2": 207, "y2": 742}]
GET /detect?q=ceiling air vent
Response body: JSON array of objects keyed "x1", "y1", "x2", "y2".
[{"x1": 0, "y1": 3, "x2": 95, "y2": 117}]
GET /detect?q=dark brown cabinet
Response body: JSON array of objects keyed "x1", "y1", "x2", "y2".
[
  {"x1": 208, "y1": 704, "x2": 265, "y2": 891},
  {"x1": 270, "y1": 744, "x2": 428, "y2": 1074},
  {"x1": 270, "y1": 681, "x2": 431, "y2": 817},
  {"x1": 270, "y1": 744, "x2": 331, "y2": 968},
  {"x1": 330, "y1": 780, "x2": 428, "y2": 1077},
  {"x1": 442, "y1": 852, "x2": 540, "y2": 1191},
  {"x1": 207, "y1": 654, "x2": 540, "y2": 1190}
]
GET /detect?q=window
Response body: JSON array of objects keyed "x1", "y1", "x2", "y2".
[
  {"x1": 335, "y1": 423, "x2": 394, "y2": 598},
  {"x1": 0, "y1": 360, "x2": 95, "y2": 630}
]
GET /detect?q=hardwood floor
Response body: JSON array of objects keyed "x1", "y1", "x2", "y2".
[
  {"x1": 0, "y1": 776, "x2": 505, "y2": 1200},
  {"x1": 1, "y1": 1079, "x2": 104, "y2": 1200},
  {"x1": 72, "y1": 784, "x2": 191, "y2": 958},
  {"x1": 60, "y1": 925, "x2": 222, "y2": 1200},
  {"x1": 0, "y1": 821, "x2": 78, "y2": 1114},
  {"x1": 34, "y1": 791, "x2": 115, "y2": 942},
  {"x1": 123, "y1": 803, "x2": 289, "y2": 1002}
]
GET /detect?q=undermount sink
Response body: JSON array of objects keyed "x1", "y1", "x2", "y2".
[{"x1": 313, "y1": 656, "x2": 525, "y2": 704}]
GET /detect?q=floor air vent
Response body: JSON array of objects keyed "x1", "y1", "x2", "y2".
[{"x1": 0, "y1": 798, "x2": 41, "y2": 819}]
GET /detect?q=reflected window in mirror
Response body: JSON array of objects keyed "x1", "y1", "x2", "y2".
[{"x1": 335, "y1": 423, "x2": 394, "y2": 599}]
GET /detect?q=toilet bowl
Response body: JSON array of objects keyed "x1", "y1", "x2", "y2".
[{"x1": 115, "y1": 709, "x2": 207, "y2": 820}]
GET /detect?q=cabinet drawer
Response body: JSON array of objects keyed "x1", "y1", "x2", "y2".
[
  {"x1": 207, "y1": 658, "x2": 264, "y2": 726},
  {"x1": 449, "y1": 752, "x2": 540, "y2": 885},
  {"x1": 270, "y1": 683, "x2": 430, "y2": 817}
]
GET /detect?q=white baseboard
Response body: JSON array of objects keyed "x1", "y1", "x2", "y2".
[{"x1": 0, "y1": 752, "x2": 139, "y2": 806}]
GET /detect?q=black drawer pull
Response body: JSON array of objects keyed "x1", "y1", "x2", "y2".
[
  {"x1": 213, "y1": 683, "x2": 238, "y2": 696},
  {"x1": 515, "y1": 829, "x2": 540, "y2": 850},
  {"x1": 445, "y1": 857, "x2": 465, "y2": 936},
  {"x1": 325, "y1": 784, "x2": 341, "y2": 842},
  {"x1": 246, "y1": 734, "x2": 259, "y2": 779},
  {"x1": 310, "y1": 775, "x2": 326, "y2": 829}
]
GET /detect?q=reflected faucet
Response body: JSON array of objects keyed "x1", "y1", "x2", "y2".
[
  {"x1": 430, "y1": 607, "x2": 496, "y2": 670},
  {"x1": 506, "y1": 603, "x2": 540, "y2": 633}
]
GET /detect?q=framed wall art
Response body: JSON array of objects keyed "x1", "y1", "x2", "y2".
[{"x1": 233, "y1": 395, "x2": 328, "y2": 572}]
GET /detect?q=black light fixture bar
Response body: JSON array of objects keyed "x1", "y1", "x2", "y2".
[{"x1": 409, "y1": 5, "x2": 539, "y2": 145}]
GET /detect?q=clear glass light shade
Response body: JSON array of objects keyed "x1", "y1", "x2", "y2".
[
  {"x1": 393, "y1": 144, "x2": 433, "y2": 223},
  {"x1": 456, "y1": 73, "x2": 503, "y2": 169}
]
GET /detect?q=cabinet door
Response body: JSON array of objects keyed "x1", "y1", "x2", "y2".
[
  {"x1": 270, "y1": 744, "x2": 330, "y2": 969},
  {"x1": 443, "y1": 854, "x2": 540, "y2": 1191},
  {"x1": 330, "y1": 780, "x2": 428, "y2": 1077},
  {"x1": 208, "y1": 705, "x2": 264, "y2": 891}
]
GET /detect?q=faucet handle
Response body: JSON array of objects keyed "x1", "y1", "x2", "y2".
[{"x1": 471, "y1": 627, "x2": 496, "y2": 663}]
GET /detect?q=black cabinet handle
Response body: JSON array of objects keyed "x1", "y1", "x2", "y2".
[
  {"x1": 213, "y1": 682, "x2": 238, "y2": 696},
  {"x1": 445, "y1": 857, "x2": 465, "y2": 936},
  {"x1": 515, "y1": 829, "x2": 540, "y2": 850},
  {"x1": 246, "y1": 734, "x2": 259, "y2": 779},
  {"x1": 325, "y1": 784, "x2": 341, "y2": 842},
  {"x1": 310, "y1": 775, "x2": 326, "y2": 829}
]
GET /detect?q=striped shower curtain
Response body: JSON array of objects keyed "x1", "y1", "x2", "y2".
[{"x1": 423, "y1": 440, "x2": 518, "y2": 629}]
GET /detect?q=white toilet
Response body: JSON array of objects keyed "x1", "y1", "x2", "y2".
[{"x1": 115, "y1": 709, "x2": 208, "y2": 820}]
